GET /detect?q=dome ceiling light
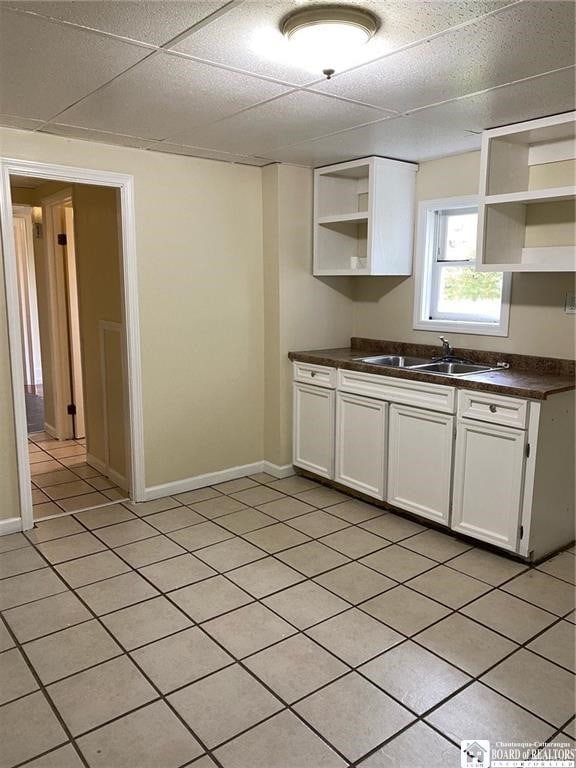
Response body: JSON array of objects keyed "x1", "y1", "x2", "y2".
[{"x1": 281, "y1": 4, "x2": 379, "y2": 79}]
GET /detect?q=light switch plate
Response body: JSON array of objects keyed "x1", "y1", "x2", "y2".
[{"x1": 565, "y1": 291, "x2": 576, "y2": 314}]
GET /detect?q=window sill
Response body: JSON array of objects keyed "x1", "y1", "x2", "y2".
[{"x1": 413, "y1": 318, "x2": 510, "y2": 337}]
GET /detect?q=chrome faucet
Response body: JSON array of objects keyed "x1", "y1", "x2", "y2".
[{"x1": 439, "y1": 336, "x2": 454, "y2": 358}]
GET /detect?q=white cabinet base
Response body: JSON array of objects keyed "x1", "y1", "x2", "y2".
[
  {"x1": 452, "y1": 419, "x2": 526, "y2": 551},
  {"x1": 387, "y1": 404, "x2": 454, "y2": 525},
  {"x1": 335, "y1": 391, "x2": 387, "y2": 499},
  {"x1": 293, "y1": 383, "x2": 335, "y2": 479}
]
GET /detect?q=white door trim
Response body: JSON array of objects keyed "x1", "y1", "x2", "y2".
[{"x1": 0, "y1": 157, "x2": 146, "y2": 531}]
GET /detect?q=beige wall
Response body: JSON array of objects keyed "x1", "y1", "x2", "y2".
[
  {"x1": 1, "y1": 130, "x2": 574, "y2": 524},
  {"x1": 263, "y1": 164, "x2": 354, "y2": 466},
  {"x1": 352, "y1": 151, "x2": 576, "y2": 358},
  {"x1": 0, "y1": 127, "x2": 265, "y2": 497}
]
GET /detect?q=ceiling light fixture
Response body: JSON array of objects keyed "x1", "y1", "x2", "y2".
[{"x1": 281, "y1": 4, "x2": 379, "y2": 79}]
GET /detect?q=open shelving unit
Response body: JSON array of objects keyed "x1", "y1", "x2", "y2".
[
  {"x1": 313, "y1": 156, "x2": 418, "y2": 276},
  {"x1": 477, "y1": 112, "x2": 576, "y2": 272}
]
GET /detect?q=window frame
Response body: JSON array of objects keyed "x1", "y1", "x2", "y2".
[{"x1": 413, "y1": 196, "x2": 511, "y2": 337}]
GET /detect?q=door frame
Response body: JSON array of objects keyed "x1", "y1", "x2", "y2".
[{"x1": 0, "y1": 157, "x2": 146, "y2": 531}]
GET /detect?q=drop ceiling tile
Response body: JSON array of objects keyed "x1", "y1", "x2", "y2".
[
  {"x1": 148, "y1": 143, "x2": 275, "y2": 166},
  {"x1": 0, "y1": 8, "x2": 150, "y2": 120},
  {"x1": 169, "y1": 91, "x2": 391, "y2": 155},
  {"x1": 265, "y1": 116, "x2": 481, "y2": 167},
  {"x1": 0, "y1": 115, "x2": 44, "y2": 131},
  {"x1": 5, "y1": 1, "x2": 232, "y2": 46},
  {"x1": 40, "y1": 123, "x2": 153, "y2": 148},
  {"x1": 171, "y1": 0, "x2": 511, "y2": 86},
  {"x1": 311, "y1": 1, "x2": 575, "y2": 112},
  {"x1": 409, "y1": 68, "x2": 576, "y2": 132},
  {"x1": 55, "y1": 52, "x2": 290, "y2": 140}
]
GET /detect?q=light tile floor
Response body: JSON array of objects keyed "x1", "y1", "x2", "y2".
[
  {"x1": 0, "y1": 473, "x2": 574, "y2": 767},
  {"x1": 28, "y1": 432, "x2": 127, "y2": 520}
]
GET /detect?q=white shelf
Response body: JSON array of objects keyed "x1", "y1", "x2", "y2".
[
  {"x1": 478, "y1": 113, "x2": 576, "y2": 273},
  {"x1": 314, "y1": 268, "x2": 370, "y2": 276},
  {"x1": 317, "y1": 212, "x2": 369, "y2": 224},
  {"x1": 313, "y1": 156, "x2": 418, "y2": 276},
  {"x1": 484, "y1": 186, "x2": 576, "y2": 205},
  {"x1": 522, "y1": 245, "x2": 575, "y2": 266}
]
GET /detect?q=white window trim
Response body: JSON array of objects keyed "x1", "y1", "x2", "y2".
[{"x1": 413, "y1": 196, "x2": 511, "y2": 337}]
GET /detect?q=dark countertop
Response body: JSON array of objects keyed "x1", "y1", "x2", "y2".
[{"x1": 288, "y1": 338, "x2": 575, "y2": 400}]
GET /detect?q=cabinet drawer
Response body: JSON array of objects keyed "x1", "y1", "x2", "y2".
[
  {"x1": 337, "y1": 369, "x2": 455, "y2": 413},
  {"x1": 458, "y1": 390, "x2": 528, "y2": 429},
  {"x1": 293, "y1": 362, "x2": 336, "y2": 389}
]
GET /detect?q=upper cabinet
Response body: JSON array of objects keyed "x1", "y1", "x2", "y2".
[
  {"x1": 477, "y1": 112, "x2": 576, "y2": 272},
  {"x1": 313, "y1": 156, "x2": 418, "y2": 276}
]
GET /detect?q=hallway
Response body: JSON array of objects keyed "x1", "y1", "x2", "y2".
[{"x1": 29, "y1": 433, "x2": 127, "y2": 519}]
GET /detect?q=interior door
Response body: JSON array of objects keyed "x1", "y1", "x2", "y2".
[{"x1": 63, "y1": 204, "x2": 85, "y2": 438}]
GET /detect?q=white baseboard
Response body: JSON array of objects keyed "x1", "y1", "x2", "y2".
[
  {"x1": 144, "y1": 460, "x2": 295, "y2": 501},
  {"x1": 262, "y1": 462, "x2": 294, "y2": 479},
  {"x1": 86, "y1": 452, "x2": 106, "y2": 474},
  {"x1": 0, "y1": 459, "x2": 297, "y2": 533},
  {"x1": 0, "y1": 517, "x2": 24, "y2": 536},
  {"x1": 43, "y1": 422, "x2": 57, "y2": 438},
  {"x1": 86, "y1": 453, "x2": 128, "y2": 492}
]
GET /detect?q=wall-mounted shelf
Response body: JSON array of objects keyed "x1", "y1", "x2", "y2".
[
  {"x1": 313, "y1": 156, "x2": 418, "y2": 276},
  {"x1": 316, "y1": 212, "x2": 369, "y2": 224},
  {"x1": 477, "y1": 112, "x2": 576, "y2": 273},
  {"x1": 484, "y1": 186, "x2": 575, "y2": 205}
]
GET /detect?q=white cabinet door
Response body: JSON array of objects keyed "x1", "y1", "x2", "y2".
[
  {"x1": 387, "y1": 404, "x2": 454, "y2": 525},
  {"x1": 452, "y1": 419, "x2": 526, "y2": 551},
  {"x1": 293, "y1": 383, "x2": 335, "y2": 479},
  {"x1": 335, "y1": 392, "x2": 387, "y2": 499}
]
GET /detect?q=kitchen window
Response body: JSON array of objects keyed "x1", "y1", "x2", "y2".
[{"x1": 413, "y1": 196, "x2": 510, "y2": 336}]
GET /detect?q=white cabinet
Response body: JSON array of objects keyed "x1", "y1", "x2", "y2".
[
  {"x1": 335, "y1": 392, "x2": 387, "y2": 499},
  {"x1": 452, "y1": 420, "x2": 526, "y2": 551},
  {"x1": 313, "y1": 156, "x2": 417, "y2": 276},
  {"x1": 477, "y1": 112, "x2": 576, "y2": 272},
  {"x1": 293, "y1": 382, "x2": 335, "y2": 479},
  {"x1": 387, "y1": 404, "x2": 454, "y2": 525},
  {"x1": 291, "y1": 362, "x2": 575, "y2": 559}
]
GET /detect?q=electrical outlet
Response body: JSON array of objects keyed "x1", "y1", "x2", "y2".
[{"x1": 565, "y1": 291, "x2": 576, "y2": 314}]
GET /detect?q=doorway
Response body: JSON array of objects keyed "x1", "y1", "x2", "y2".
[
  {"x1": 12, "y1": 203, "x2": 44, "y2": 433},
  {"x1": 0, "y1": 159, "x2": 145, "y2": 531}
]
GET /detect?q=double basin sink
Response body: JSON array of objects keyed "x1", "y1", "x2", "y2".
[{"x1": 354, "y1": 355, "x2": 502, "y2": 377}]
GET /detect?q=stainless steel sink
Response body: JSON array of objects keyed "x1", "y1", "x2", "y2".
[
  {"x1": 410, "y1": 361, "x2": 498, "y2": 376},
  {"x1": 354, "y1": 355, "x2": 432, "y2": 368}
]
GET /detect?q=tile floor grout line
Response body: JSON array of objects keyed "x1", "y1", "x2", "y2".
[
  {"x1": 42, "y1": 505, "x2": 407, "y2": 764},
  {"x1": 7, "y1": 478, "x2": 575, "y2": 765},
  {"x1": 15, "y1": 504, "x2": 576, "y2": 647},
  {"x1": 16, "y1": 493, "x2": 574, "y2": 653},
  {"x1": 0, "y1": 614, "x2": 92, "y2": 768},
  {"x1": 28, "y1": 435, "x2": 126, "y2": 517},
  {"x1": 15, "y1": 509, "x2": 346, "y2": 766},
  {"x1": 9, "y1": 531, "x2": 234, "y2": 768},
  {"x1": 348, "y1": 615, "x2": 575, "y2": 764}
]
